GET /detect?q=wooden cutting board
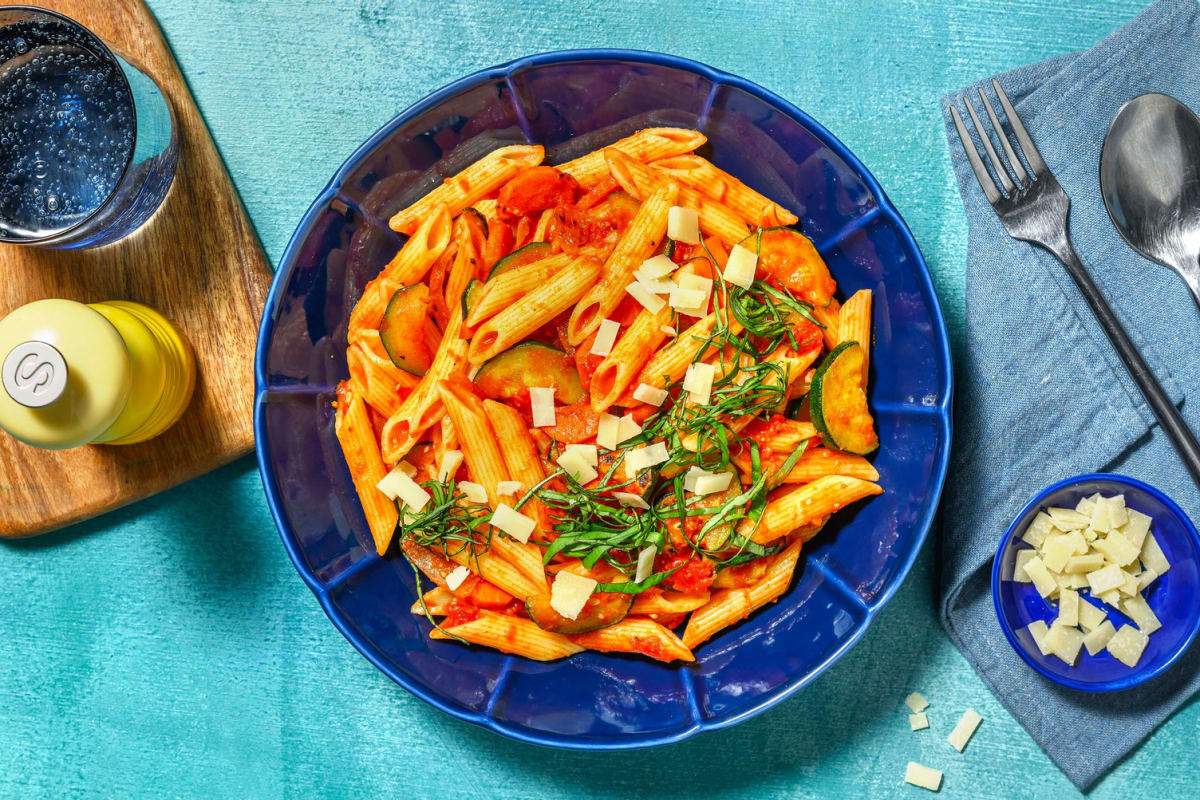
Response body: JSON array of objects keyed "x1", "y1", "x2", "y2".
[{"x1": 0, "y1": 0, "x2": 271, "y2": 537}]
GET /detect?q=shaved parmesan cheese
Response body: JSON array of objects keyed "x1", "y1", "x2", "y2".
[
  {"x1": 591, "y1": 319, "x2": 620, "y2": 356},
  {"x1": 491, "y1": 503, "x2": 536, "y2": 543},
  {"x1": 1106, "y1": 624, "x2": 1149, "y2": 667},
  {"x1": 438, "y1": 450, "x2": 464, "y2": 482},
  {"x1": 564, "y1": 443, "x2": 598, "y2": 467},
  {"x1": 613, "y1": 492, "x2": 650, "y2": 510},
  {"x1": 1048, "y1": 507, "x2": 1089, "y2": 530},
  {"x1": 617, "y1": 413, "x2": 641, "y2": 443},
  {"x1": 376, "y1": 466, "x2": 431, "y2": 512},
  {"x1": 947, "y1": 708, "x2": 982, "y2": 752},
  {"x1": 1093, "y1": 530, "x2": 1139, "y2": 567},
  {"x1": 1022, "y1": 556, "x2": 1057, "y2": 598},
  {"x1": 1022, "y1": 512, "x2": 1056, "y2": 547},
  {"x1": 636, "y1": 274, "x2": 677, "y2": 295},
  {"x1": 1076, "y1": 493, "x2": 1099, "y2": 516},
  {"x1": 396, "y1": 461, "x2": 417, "y2": 477},
  {"x1": 660, "y1": 325, "x2": 678, "y2": 337},
  {"x1": 1118, "y1": 569, "x2": 1140, "y2": 597},
  {"x1": 596, "y1": 413, "x2": 621, "y2": 451},
  {"x1": 667, "y1": 205, "x2": 700, "y2": 244},
  {"x1": 683, "y1": 466, "x2": 709, "y2": 493},
  {"x1": 1082, "y1": 620, "x2": 1117, "y2": 655},
  {"x1": 1013, "y1": 549, "x2": 1036, "y2": 583},
  {"x1": 632, "y1": 382, "x2": 668, "y2": 406},
  {"x1": 1121, "y1": 509, "x2": 1152, "y2": 549},
  {"x1": 1089, "y1": 498, "x2": 1113, "y2": 533},
  {"x1": 683, "y1": 361, "x2": 716, "y2": 405},
  {"x1": 457, "y1": 481, "x2": 488, "y2": 504},
  {"x1": 668, "y1": 286, "x2": 707, "y2": 312},
  {"x1": 723, "y1": 243, "x2": 759, "y2": 289},
  {"x1": 627, "y1": 442, "x2": 669, "y2": 473},
  {"x1": 635, "y1": 545, "x2": 657, "y2": 582},
  {"x1": 1040, "y1": 534, "x2": 1074, "y2": 573},
  {"x1": 1105, "y1": 494, "x2": 1129, "y2": 528},
  {"x1": 496, "y1": 480, "x2": 523, "y2": 497},
  {"x1": 1121, "y1": 595, "x2": 1162, "y2": 634},
  {"x1": 445, "y1": 565, "x2": 471, "y2": 591},
  {"x1": 904, "y1": 762, "x2": 942, "y2": 792},
  {"x1": 694, "y1": 471, "x2": 735, "y2": 496},
  {"x1": 1137, "y1": 567, "x2": 1159, "y2": 591},
  {"x1": 1086, "y1": 564, "x2": 1125, "y2": 595},
  {"x1": 1064, "y1": 553, "x2": 1106, "y2": 574},
  {"x1": 1140, "y1": 532, "x2": 1171, "y2": 575},
  {"x1": 909, "y1": 712, "x2": 929, "y2": 731},
  {"x1": 1077, "y1": 600, "x2": 1107, "y2": 633},
  {"x1": 1098, "y1": 588, "x2": 1122, "y2": 609},
  {"x1": 1058, "y1": 588, "x2": 1079, "y2": 627},
  {"x1": 639, "y1": 254, "x2": 677, "y2": 279},
  {"x1": 1044, "y1": 623, "x2": 1084, "y2": 665},
  {"x1": 1026, "y1": 619, "x2": 1052, "y2": 655},
  {"x1": 677, "y1": 273, "x2": 713, "y2": 302},
  {"x1": 549, "y1": 571, "x2": 597, "y2": 620},
  {"x1": 625, "y1": 281, "x2": 667, "y2": 313},
  {"x1": 904, "y1": 692, "x2": 928, "y2": 713},
  {"x1": 556, "y1": 448, "x2": 598, "y2": 485},
  {"x1": 529, "y1": 386, "x2": 556, "y2": 428}
]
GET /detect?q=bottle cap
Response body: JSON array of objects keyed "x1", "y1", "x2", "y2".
[{"x1": 2, "y1": 341, "x2": 68, "y2": 407}]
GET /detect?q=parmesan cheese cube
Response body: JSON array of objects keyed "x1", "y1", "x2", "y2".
[
  {"x1": 909, "y1": 711, "x2": 929, "y2": 731},
  {"x1": 1137, "y1": 567, "x2": 1159, "y2": 591},
  {"x1": 1044, "y1": 623, "x2": 1085, "y2": 665},
  {"x1": 1057, "y1": 588, "x2": 1080, "y2": 627},
  {"x1": 613, "y1": 491, "x2": 650, "y2": 510},
  {"x1": 549, "y1": 571, "x2": 597, "y2": 620},
  {"x1": 438, "y1": 449, "x2": 464, "y2": 482},
  {"x1": 1106, "y1": 494, "x2": 1129, "y2": 528},
  {"x1": 445, "y1": 565, "x2": 471, "y2": 591},
  {"x1": 693, "y1": 471, "x2": 734, "y2": 496},
  {"x1": 1022, "y1": 512, "x2": 1056, "y2": 547},
  {"x1": 632, "y1": 382, "x2": 668, "y2": 406},
  {"x1": 1121, "y1": 595, "x2": 1162, "y2": 634},
  {"x1": 1075, "y1": 493, "x2": 1099, "y2": 516},
  {"x1": 1082, "y1": 620, "x2": 1117, "y2": 655},
  {"x1": 947, "y1": 708, "x2": 982, "y2": 753},
  {"x1": 904, "y1": 692, "x2": 929, "y2": 713},
  {"x1": 617, "y1": 413, "x2": 641, "y2": 443},
  {"x1": 683, "y1": 466, "x2": 710, "y2": 493},
  {"x1": 1064, "y1": 553, "x2": 1106, "y2": 574},
  {"x1": 683, "y1": 361, "x2": 716, "y2": 405},
  {"x1": 590, "y1": 318, "x2": 620, "y2": 356},
  {"x1": 1077, "y1": 600, "x2": 1107, "y2": 633},
  {"x1": 904, "y1": 762, "x2": 942, "y2": 792},
  {"x1": 457, "y1": 481, "x2": 488, "y2": 504},
  {"x1": 638, "y1": 254, "x2": 677, "y2": 279},
  {"x1": 1048, "y1": 507, "x2": 1089, "y2": 531},
  {"x1": 1013, "y1": 549, "x2": 1036, "y2": 583},
  {"x1": 723, "y1": 243, "x2": 758, "y2": 289},
  {"x1": 677, "y1": 273, "x2": 713, "y2": 305},
  {"x1": 635, "y1": 545, "x2": 657, "y2": 582},
  {"x1": 1022, "y1": 556, "x2": 1057, "y2": 598},
  {"x1": 490, "y1": 503, "x2": 536, "y2": 543},
  {"x1": 529, "y1": 386, "x2": 556, "y2": 428},
  {"x1": 668, "y1": 286, "x2": 707, "y2": 312},
  {"x1": 1089, "y1": 498, "x2": 1113, "y2": 533},
  {"x1": 555, "y1": 448, "x2": 598, "y2": 485},
  {"x1": 596, "y1": 413, "x2": 621, "y2": 451},
  {"x1": 1106, "y1": 624, "x2": 1149, "y2": 667},
  {"x1": 634, "y1": 273, "x2": 677, "y2": 295},
  {"x1": 626, "y1": 442, "x2": 669, "y2": 473},
  {"x1": 496, "y1": 480, "x2": 523, "y2": 497},
  {"x1": 1026, "y1": 619, "x2": 1052, "y2": 655},
  {"x1": 1140, "y1": 532, "x2": 1171, "y2": 575},
  {"x1": 1098, "y1": 588, "x2": 1123, "y2": 609},
  {"x1": 1093, "y1": 530, "x2": 1140, "y2": 567},
  {"x1": 1120, "y1": 509, "x2": 1152, "y2": 550},
  {"x1": 1086, "y1": 563, "x2": 1125, "y2": 595},
  {"x1": 625, "y1": 281, "x2": 667, "y2": 313},
  {"x1": 667, "y1": 205, "x2": 700, "y2": 244},
  {"x1": 1040, "y1": 534, "x2": 1074, "y2": 573},
  {"x1": 376, "y1": 466, "x2": 431, "y2": 512}
]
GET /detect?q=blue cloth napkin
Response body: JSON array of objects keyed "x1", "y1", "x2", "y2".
[{"x1": 940, "y1": 0, "x2": 1200, "y2": 790}]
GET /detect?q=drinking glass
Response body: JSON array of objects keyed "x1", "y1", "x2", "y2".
[{"x1": 0, "y1": 6, "x2": 177, "y2": 248}]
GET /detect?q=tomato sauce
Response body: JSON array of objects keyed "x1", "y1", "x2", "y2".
[
  {"x1": 444, "y1": 598, "x2": 481, "y2": 628},
  {"x1": 654, "y1": 551, "x2": 715, "y2": 593},
  {"x1": 498, "y1": 167, "x2": 581, "y2": 221}
]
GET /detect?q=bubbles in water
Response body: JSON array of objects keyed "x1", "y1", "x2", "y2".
[
  {"x1": 13, "y1": 37, "x2": 26, "y2": 54},
  {"x1": 31, "y1": 158, "x2": 46, "y2": 179},
  {"x1": 44, "y1": 194, "x2": 57, "y2": 211}
]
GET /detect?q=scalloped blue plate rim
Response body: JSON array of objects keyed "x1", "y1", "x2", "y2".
[
  {"x1": 991, "y1": 472, "x2": 1200, "y2": 693},
  {"x1": 254, "y1": 48, "x2": 954, "y2": 750}
]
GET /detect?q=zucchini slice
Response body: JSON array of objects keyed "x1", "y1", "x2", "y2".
[
  {"x1": 755, "y1": 227, "x2": 837, "y2": 307},
  {"x1": 809, "y1": 341, "x2": 878, "y2": 455},
  {"x1": 459, "y1": 278, "x2": 482, "y2": 320},
  {"x1": 487, "y1": 241, "x2": 553, "y2": 279},
  {"x1": 657, "y1": 471, "x2": 744, "y2": 551},
  {"x1": 526, "y1": 590, "x2": 632, "y2": 635},
  {"x1": 473, "y1": 341, "x2": 585, "y2": 404},
  {"x1": 379, "y1": 284, "x2": 434, "y2": 376}
]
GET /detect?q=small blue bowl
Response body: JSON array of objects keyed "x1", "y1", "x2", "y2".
[{"x1": 993, "y1": 473, "x2": 1200, "y2": 692}]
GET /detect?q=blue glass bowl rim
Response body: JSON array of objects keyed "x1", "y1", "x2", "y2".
[
  {"x1": 991, "y1": 472, "x2": 1200, "y2": 693},
  {"x1": 253, "y1": 47, "x2": 954, "y2": 749}
]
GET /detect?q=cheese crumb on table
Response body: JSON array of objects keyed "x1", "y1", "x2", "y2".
[
  {"x1": 947, "y1": 708, "x2": 982, "y2": 753},
  {"x1": 904, "y1": 692, "x2": 929, "y2": 713},
  {"x1": 908, "y1": 711, "x2": 929, "y2": 731},
  {"x1": 904, "y1": 762, "x2": 942, "y2": 792}
]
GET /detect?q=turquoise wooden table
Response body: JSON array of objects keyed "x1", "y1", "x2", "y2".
[{"x1": 2, "y1": 1, "x2": 1193, "y2": 796}]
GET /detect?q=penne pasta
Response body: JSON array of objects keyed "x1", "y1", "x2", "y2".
[
  {"x1": 650, "y1": 154, "x2": 800, "y2": 229},
  {"x1": 589, "y1": 303, "x2": 673, "y2": 412},
  {"x1": 380, "y1": 325, "x2": 468, "y2": 464},
  {"x1": 389, "y1": 145, "x2": 545, "y2": 234},
  {"x1": 334, "y1": 387, "x2": 398, "y2": 556},
  {"x1": 432, "y1": 611, "x2": 584, "y2": 661},
  {"x1": 744, "y1": 476, "x2": 883, "y2": 545},
  {"x1": 839, "y1": 289, "x2": 872, "y2": 384},
  {"x1": 464, "y1": 252, "x2": 574, "y2": 328},
  {"x1": 446, "y1": 546, "x2": 543, "y2": 601},
  {"x1": 811, "y1": 296, "x2": 841, "y2": 350},
  {"x1": 630, "y1": 590, "x2": 711, "y2": 616},
  {"x1": 682, "y1": 540, "x2": 802, "y2": 649},
  {"x1": 557, "y1": 127, "x2": 706, "y2": 188},
  {"x1": 483, "y1": 399, "x2": 551, "y2": 539},
  {"x1": 734, "y1": 447, "x2": 879, "y2": 484},
  {"x1": 628, "y1": 311, "x2": 742, "y2": 394},
  {"x1": 571, "y1": 618, "x2": 695, "y2": 663}
]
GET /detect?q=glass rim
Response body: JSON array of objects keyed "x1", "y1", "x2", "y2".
[{"x1": 0, "y1": 4, "x2": 138, "y2": 245}]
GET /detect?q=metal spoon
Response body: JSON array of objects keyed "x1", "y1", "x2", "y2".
[{"x1": 1101, "y1": 92, "x2": 1200, "y2": 308}]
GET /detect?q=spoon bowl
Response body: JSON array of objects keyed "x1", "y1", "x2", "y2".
[{"x1": 1101, "y1": 92, "x2": 1200, "y2": 306}]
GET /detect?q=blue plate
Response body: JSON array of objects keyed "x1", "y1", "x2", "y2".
[
  {"x1": 993, "y1": 473, "x2": 1200, "y2": 692},
  {"x1": 254, "y1": 50, "x2": 953, "y2": 748}
]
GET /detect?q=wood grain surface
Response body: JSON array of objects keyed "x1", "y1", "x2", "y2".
[{"x1": 0, "y1": 0, "x2": 270, "y2": 537}]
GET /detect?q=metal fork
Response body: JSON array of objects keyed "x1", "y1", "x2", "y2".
[{"x1": 951, "y1": 79, "x2": 1200, "y2": 484}]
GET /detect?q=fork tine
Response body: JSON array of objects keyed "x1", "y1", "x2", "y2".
[
  {"x1": 991, "y1": 79, "x2": 1049, "y2": 176},
  {"x1": 964, "y1": 96, "x2": 1016, "y2": 194},
  {"x1": 978, "y1": 88, "x2": 1028, "y2": 186},
  {"x1": 950, "y1": 105, "x2": 1001, "y2": 204}
]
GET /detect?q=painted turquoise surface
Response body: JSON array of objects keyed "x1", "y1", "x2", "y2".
[{"x1": 0, "y1": 0, "x2": 1189, "y2": 797}]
